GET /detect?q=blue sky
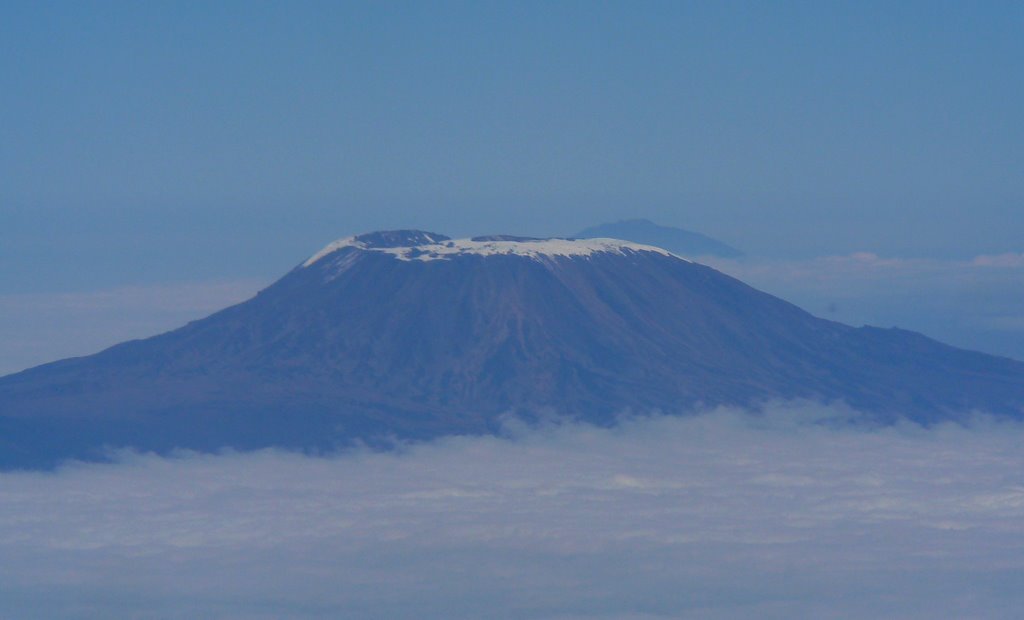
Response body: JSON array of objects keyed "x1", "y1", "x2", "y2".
[
  {"x1": 3, "y1": 1, "x2": 1022, "y2": 293},
  {"x1": 1, "y1": 2, "x2": 1023, "y2": 372}
]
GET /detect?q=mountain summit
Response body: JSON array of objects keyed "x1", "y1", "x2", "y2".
[
  {"x1": 304, "y1": 231, "x2": 678, "y2": 265},
  {"x1": 1, "y1": 230, "x2": 1022, "y2": 467}
]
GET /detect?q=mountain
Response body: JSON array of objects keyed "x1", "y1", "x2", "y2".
[
  {"x1": 1, "y1": 230, "x2": 1022, "y2": 468},
  {"x1": 574, "y1": 219, "x2": 742, "y2": 258}
]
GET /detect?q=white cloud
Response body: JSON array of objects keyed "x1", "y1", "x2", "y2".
[
  {"x1": 973, "y1": 252, "x2": 1024, "y2": 268},
  {"x1": 1, "y1": 404, "x2": 1023, "y2": 619},
  {"x1": 702, "y1": 251, "x2": 1024, "y2": 292}
]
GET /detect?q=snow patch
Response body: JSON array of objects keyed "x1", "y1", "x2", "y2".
[
  {"x1": 303, "y1": 235, "x2": 684, "y2": 267},
  {"x1": 303, "y1": 236, "x2": 360, "y2": 267}
]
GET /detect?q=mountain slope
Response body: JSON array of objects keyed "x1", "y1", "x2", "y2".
[
  {"x1": 574, "y1": 219, "x2": 743, "y2": 257},
  {"x1": 1, "y1": 230, "x2": 1021, "y2": 468}
]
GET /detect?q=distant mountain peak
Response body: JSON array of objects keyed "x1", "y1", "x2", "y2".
[
  {"x1": 611, "y1": 218, "x2": 655, "y2": 226},
  {"x1": 574, "y1": 219, "x2": 742, "y2": 258},
  {"x1": 304, "y1": 230, "x2": 681, "y2": 267}
]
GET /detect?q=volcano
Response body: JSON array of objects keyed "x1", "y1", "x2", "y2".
[{"x1": 2, "y1": 230, "x2": 1022, "y2": 467}]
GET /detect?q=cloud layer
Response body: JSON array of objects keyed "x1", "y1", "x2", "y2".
[{"x1": 1, "y1": 405, "x2": 1023, "y2": 619}]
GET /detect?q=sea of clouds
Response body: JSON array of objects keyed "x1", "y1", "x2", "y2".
[{"x1": 2, "y1": 403, "x2": 1023, "y2": 619}]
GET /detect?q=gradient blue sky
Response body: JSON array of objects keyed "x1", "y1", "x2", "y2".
[{"x1": 3, "y1": 1, "x2": 1022, "y2": 294}]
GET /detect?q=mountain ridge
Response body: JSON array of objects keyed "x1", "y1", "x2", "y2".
[{"x1": 1, "y1": 230, "x2": 1021, "y2": 468}]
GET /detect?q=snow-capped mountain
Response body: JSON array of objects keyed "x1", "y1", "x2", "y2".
[{"x1": 1, "y1": 230, "x2": 1022, "y2": 468}]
